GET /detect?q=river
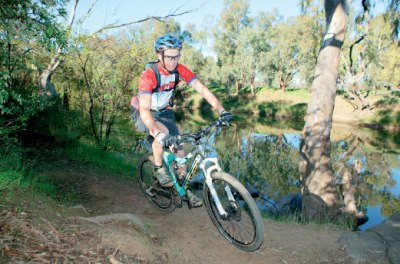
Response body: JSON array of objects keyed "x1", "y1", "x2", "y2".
[{"x1": 172, "y1": 110, "x2": 400, "y2": 230}]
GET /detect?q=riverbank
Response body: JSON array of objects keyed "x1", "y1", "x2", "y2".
[{"x1": 186, "y1": 88, "x2": 399, "y2": 132}]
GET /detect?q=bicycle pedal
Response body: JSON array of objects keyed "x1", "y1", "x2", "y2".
[
  {"x1": 173, "y1": 196, "x2": 183, "y2": 208},
  {"x1": 186, "y1": 201, "x2": 192, "y2": 210},
  {"x1": 145, "y1": 188, "x2": 155, "y2": 197}
]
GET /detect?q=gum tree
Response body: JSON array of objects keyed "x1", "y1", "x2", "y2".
[
  {"x1": 299, "y1": 0, "x2": 350, "y2": 221},
  {"x1": 299, "y1": 0, "x2": 399, "y2": 221},
  {"x1": 213, "y1": 0, "x2": 250, "y2": 95}
]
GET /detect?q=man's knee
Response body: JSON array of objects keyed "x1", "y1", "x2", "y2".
[{"x1": 155, "y1": 121, "x2": 169, "y2": 135}]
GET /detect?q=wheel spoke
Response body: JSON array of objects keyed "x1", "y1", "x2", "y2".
[
  {"x1": 138, "y1": 158, "x2": 175, "y2": 213},
  {"x1": 204, "y1": 172, "x2": 264, "y2": 252}
]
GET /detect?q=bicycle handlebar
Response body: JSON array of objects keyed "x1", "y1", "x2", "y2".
[{"x1": 174, "y1": 119, "x2": 228, "y2": 145}]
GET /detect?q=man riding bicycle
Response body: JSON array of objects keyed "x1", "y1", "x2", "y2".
[{"x1": 132, "y1": 34, "x2": 232, "y2": 207}]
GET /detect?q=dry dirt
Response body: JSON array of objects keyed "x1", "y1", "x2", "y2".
[{"x1": 0, "y1": 158, "x2": 359, "y2": 264}]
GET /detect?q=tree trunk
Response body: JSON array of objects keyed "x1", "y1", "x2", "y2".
[
  {"x1": 340, "y1": 159, "x2": 362, "y2": 217},
  {"x1": 235, "y1": 80, "x2": 240, "y2": 96},
  {"x1": 299, "y1": 0, "x2": 350, "y2": 222},
  {"x1": 38, "y1": 0, "x2": 79, "y2": 97},
  {"x1": 250, "y1": 73, "x2": 255, "y2": 97},
  {"x1": 81, "y1": 57, "x2": 100, "y2": 145},
  {"x1": 280, "y1": 76, "x2": 286, "y2": 92},
  {"x1": 38, "y1": 52, "x2": 61, "y2": 97}
]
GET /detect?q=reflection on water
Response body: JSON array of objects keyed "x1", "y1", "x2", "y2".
[{"x1": 175, "y1": 110, "x2": 400, "y2": 230}]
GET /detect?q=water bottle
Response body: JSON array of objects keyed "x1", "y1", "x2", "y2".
[{"x1": 175, "y1": 156, "x2": 187, "y2": 180}]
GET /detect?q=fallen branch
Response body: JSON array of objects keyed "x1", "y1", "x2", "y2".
[
  {"x1": 40, "y1": 217, "x2": 61, "y2": 244},
  {"x1": 108, "y1": 248, "x2": 123, "y2": 264}
]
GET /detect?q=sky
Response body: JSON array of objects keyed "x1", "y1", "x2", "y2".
[{"x1": 68, "y1": 0, "x2": 302, "y2": 34}]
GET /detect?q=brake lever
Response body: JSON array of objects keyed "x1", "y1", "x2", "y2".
[
  {"x1": 168, "y1": 135, "x2": 181, "y2": 152},
  {"x1": 216, "y1": 119, "x2": 229, "y2": 127}
]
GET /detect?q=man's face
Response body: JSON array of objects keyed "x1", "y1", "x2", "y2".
[{"x1": 158, "y1": 49, "x2": 180, "y2": 72}]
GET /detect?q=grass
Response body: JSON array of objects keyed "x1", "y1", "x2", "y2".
[
  {"x1": 185, "y1": 86, "x2": 310, "y2": 121},
  {"x1": 1, "y1": 173, "x2": 79, "y2": 206},
  {"x1": 256, "y1": 87, "x2": 310, "y2": 104},
  {"x1": 261, "y1": 210, "x2": 301, "y2": 224},
  {"x1": 224, "y1": 87, "x2": 309, "y2": 121},
  {"x1": 5, "y1": 179, "x2": 79, "y2": 207},
  {"x1": 0, "y1": 150, "x2": 78, "y2": 206},
  {"x1": 261, "y1": 209, "x2": 356, "y2": 230},
  {"x1": 1, "y1": 119, "x2": 144, "y2": 211},
  {"x1": 63, "y1": 141, "x2": 138, "y2": 178},
  {"x1": 0, "y1": 170, "x2": 24, "y2": 191}
]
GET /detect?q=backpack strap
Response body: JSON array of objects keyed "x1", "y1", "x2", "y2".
[
  {"x1": 173, "y1": 71, "x2": 179, "y2": 87},
  {"x1": 149, "y1": 62, "x2": 179, "y2": 93},
  {"x1": 169, "y1": 71, "x2": 179, "y2": 107},
  {"x1": 150, "y1": 63, "x2": 161, "y2": 93}
]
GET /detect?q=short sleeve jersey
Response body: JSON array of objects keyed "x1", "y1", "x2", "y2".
[{"x1": 138, "y1": 63, "x2": 197, "y2": 111}]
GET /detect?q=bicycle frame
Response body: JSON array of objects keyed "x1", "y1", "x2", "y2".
[
  {"x1": 139, "y1": 119, "x2": 265, "y2": 252},
  {"x1": 161, "y1": 122, "x2": 233, "y2": 216}
]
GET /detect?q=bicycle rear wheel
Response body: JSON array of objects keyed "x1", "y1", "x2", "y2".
[
  {"x1": 138, "y1": 156, "x2": 175, "y2": 213},
  {"x1": 203, "y1": 172, "x2": 264, "y2": 252}
]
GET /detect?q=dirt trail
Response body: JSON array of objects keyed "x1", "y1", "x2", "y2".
[{"x1": 34, "y1": 159, "x2": 357, "y2": 264}]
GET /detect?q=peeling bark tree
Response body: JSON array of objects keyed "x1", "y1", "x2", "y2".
[
  {"x1": 342, "y1": 0, "x2": 371, "y2": 111},
  {"x1": 38, "y1": 0, "x2": 79, "y2": 97},
  {"x1": 299, "y1": 0, "x2": 350, "y2": 222}
]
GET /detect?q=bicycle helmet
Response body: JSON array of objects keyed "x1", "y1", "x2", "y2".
[{"x1": 154, "y1": 34, "x2": 183, "y2": 52}]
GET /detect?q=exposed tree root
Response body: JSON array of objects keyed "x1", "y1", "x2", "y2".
[{"x1": 0, "y1": 210, "x2": 160, "y2": 263}]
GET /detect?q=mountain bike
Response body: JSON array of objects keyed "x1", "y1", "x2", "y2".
[{"x1": 137, "y1": 119, "x2": 264, "y2": 252}]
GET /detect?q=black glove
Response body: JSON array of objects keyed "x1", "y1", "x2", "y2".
[
  {"x1": 219, "y1": 110, "x2": 233, "y2": 124},
  {"x1": 155, "y1": 132, "x2": 177, "y2": 148},
  {"x1": 164, "y1": 135, "x2": 178, "y2": 148}
]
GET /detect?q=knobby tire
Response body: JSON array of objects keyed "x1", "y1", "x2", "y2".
[
  {"x1": 137, "y1": 157, "x2": 175, "y2": 213},
  {"x1": 203, "y1": 172, "x2": 264, "y2": 252}
]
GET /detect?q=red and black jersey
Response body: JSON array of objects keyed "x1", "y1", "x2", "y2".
[{"x1": 138, "y1": 63, "x2": 197, "y2": 111}]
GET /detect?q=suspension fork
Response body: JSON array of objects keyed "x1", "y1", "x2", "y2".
[{"x1": 201, "y1": 157, "x2": 235, "y2": 217}]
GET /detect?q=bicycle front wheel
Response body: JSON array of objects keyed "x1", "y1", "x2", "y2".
[
  {"x1": 203, "y1": 172, "x2": 264, "y2": 252},
  {"x1": 138, "y1": 156, "x2": 175, "y2": 213}
]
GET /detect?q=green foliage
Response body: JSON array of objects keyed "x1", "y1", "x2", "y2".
[
  {"x1": 261, "y1": 210, "x2": 301, "y2": 224},
  {"x1": 375, "y1": 92, "x2": 400, "y2": 107},
  {"x1": 373, "y1": 109, "x2": 400, "y2": 126},
  {"x1": 339, "y1": 10, "x2": 400, "y2": 111},
  {"x1": 213, "y1": 0, "x2": 251, "y2": 94},
  {"x1": 263, "y1": 15, "x2": 322, "y2": 90},
  {"x1": 0, "y1": 0, "x2": 68, "y2": 49},
  {"x1": 61, "y1": 35, "x2": 140, "y2": 148},
  {"x1": 0, "y1": 0, "x2": 68, "y2": 142},
  {"x1": 369, "y1": 91, "x2": 400, "y2": 128},
  {"x1": 0, "y1": 171, "x2": 23, "y2": 191},
  {"x1": 257, "y1": 101, "x2": 307, "y2": 120}
]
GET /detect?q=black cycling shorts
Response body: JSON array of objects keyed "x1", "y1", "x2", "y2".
[{"x1": 131, "y1": 108, "x2": 180, "y2": 143}]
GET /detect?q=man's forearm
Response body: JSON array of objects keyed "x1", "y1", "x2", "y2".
[
  {"x1": 204, "y1": 91, "x2": 224, "y2": 113},
  {"x1": 192, "y1": 80, "x2": 224, "y2": 114}
]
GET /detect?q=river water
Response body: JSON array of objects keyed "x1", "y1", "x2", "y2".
[{"x1": 172, "y1": 110, "x2": 400, "y2": 230}]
